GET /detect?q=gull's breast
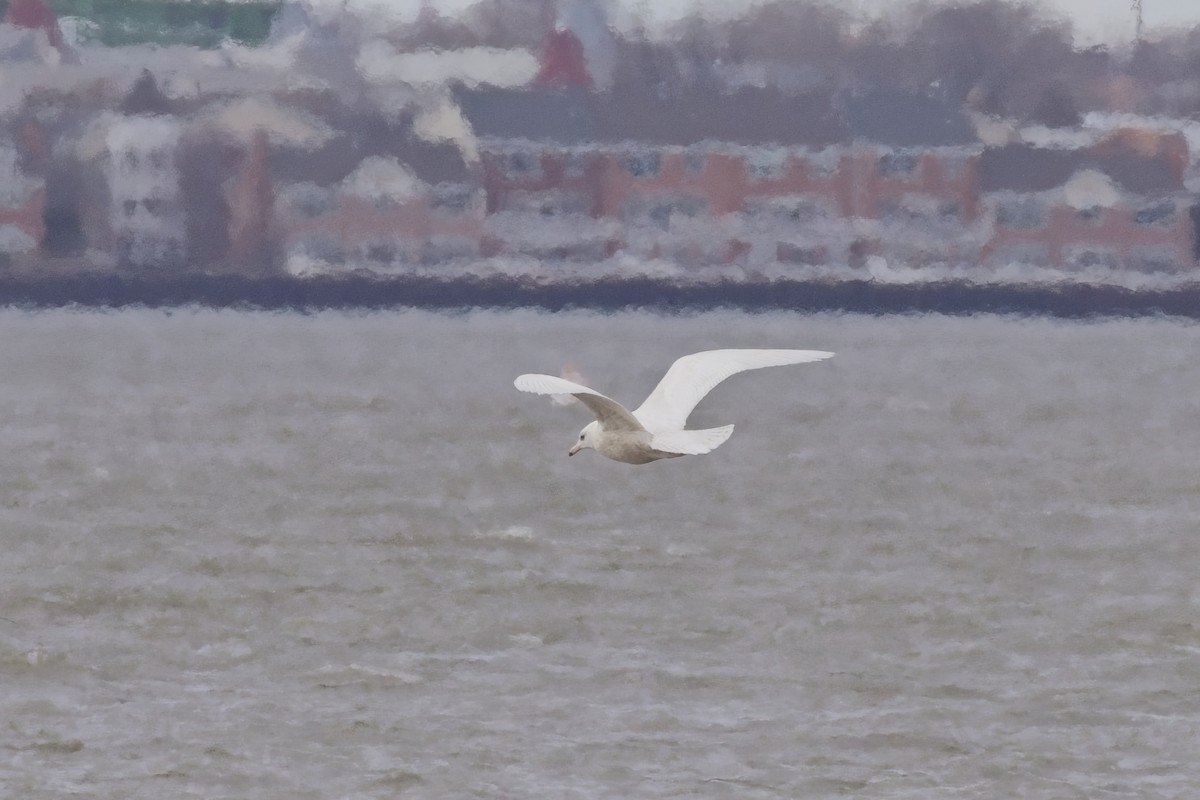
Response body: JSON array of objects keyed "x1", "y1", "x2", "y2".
[{"x1": 597, "y1": 430, "x2": 683, "y2": 465}]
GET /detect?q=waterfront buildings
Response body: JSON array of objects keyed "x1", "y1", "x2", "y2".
[{"x1": 2, "y1": 0, "x2": 1199, "y2": 280}]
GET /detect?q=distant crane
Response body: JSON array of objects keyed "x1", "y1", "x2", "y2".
[{"x1": 1132, "y1": 0, "x2": 1144, "y2": 41}]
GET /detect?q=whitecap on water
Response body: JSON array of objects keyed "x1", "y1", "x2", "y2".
[
  {"x1": 473, "y1": 524, "x2": 537, "y2": 541},
  {"x1": 313, "y1": 663, "x2": 424, "y2": 688}
]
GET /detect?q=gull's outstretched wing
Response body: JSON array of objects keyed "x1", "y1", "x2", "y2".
[
  {"x1": 514, "y1": 374, "x2": 645, "y2": 432},
  {"x1": 632, "y1": 349, "x2": 834, "y2": 432}
]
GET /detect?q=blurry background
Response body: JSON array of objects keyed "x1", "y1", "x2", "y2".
[{"x1": 4, "y1": 0, "x2": 1200, "y2": 285}]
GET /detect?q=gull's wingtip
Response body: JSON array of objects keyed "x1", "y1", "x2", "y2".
[
  {"x1": 516, "y1": 373, "x2": 587, "y2": 396},
  {"x1": 765, "y1": 349, "x2": 834, "y2": 364},
  {"x1": 514, "y1": 373, "x2": 546, "y2": 393}
]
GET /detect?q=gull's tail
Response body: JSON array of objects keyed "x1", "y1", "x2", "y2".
[{"x1": 651, "y1": 425, "x2": 735, "y2": 456}]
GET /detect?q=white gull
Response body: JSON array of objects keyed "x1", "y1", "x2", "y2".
[{"x1": 514, "y1": 349, "x2": 833, "y2": 464}]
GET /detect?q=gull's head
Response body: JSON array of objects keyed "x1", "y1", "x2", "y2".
[{"x1": 569, "y1": 421, "x2": 599, "y2": 456}]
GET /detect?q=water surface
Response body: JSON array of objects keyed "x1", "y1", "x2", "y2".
[{"x1": 2, "y1": 308, "x2": 1198, "y2": 799}]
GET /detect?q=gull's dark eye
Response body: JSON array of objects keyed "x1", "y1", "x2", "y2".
[{"x1": 579, "y1": 434, "x2": 585, "y2": 440}]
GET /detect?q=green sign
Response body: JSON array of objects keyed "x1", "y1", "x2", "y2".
[{"x1": 0, "y1": 0, "x2": 283, "y2": 48}]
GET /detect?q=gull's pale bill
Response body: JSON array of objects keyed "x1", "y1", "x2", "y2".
[{"x1": 515, "y1": 349, "x2": 834, "y2": 464}]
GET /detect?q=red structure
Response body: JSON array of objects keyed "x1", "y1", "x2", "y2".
[
  {"x1": 3, "y1": 0, "x2": 63, "y2": 47},
  {"x1": 0, "y1": 188, "x2": 46, "y2": 252},
  {"x1": 533, "y1": 29, "x2": 593, "y2": 90}
]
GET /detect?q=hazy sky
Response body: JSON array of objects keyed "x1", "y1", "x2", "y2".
[
  {"x1": 865, "y1": 0, "x2": 1194, "y2": 44},
  {"x1": 349, "y1": 0, "x2": 1197, "y2": 46}
]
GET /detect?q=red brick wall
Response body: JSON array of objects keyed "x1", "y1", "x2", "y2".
[{"x1": 0, "y1": 187, "x2": 46, "y2": 248}]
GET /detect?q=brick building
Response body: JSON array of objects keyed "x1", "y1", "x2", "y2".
[
  {"x1": 0, "y1": 142, "x2": 44, "y2": 264},
  {"x1": 980, "y1": 131, "x2": 1197, "y2": 272}
]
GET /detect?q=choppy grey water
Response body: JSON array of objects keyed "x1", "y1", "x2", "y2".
[{"x1": 2, "y1": 307, "x2": 1199, "y2": 799}]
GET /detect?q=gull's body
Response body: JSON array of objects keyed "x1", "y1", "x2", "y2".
[{"x1": 515, "y1": 349, "x2": 833, "y2": 464}]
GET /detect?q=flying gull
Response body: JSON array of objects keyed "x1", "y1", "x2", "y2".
[{"x1": 515, "y1": 349, "x2": 833, "y2": 464}]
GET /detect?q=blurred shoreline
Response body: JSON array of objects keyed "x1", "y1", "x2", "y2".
[{"x1": 3, "y1": 270, "x2": 1198, "y2": 318}]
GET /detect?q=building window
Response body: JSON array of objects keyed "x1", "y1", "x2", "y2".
[
  {"x1": 505, "y1": 152, "x2": 541, "y2": 179},
  {"x1": 284, "y1": 183, "x2": 336, "y2": 219},
  {"x1": 803, "y1": 151, "x2": 839, "y2": 178},
  {"x1": 684, "y1": 151, "x2": 706, "y2": 177},
  {"x1": 880, "y1": 194, "x2": 959, "y2": 224},
  {"x1": 647, "y1": 197, "x2": 704, "y2": 229},
  {"x1": 777, "y1": 243, "x2": 828, "y2": 265},
  {"x1": 995, "y1": 197, "x2": 1046, "y2": 229},
  {"x1": 1133, "y1": 201, "x2": 1175, "y2": 227},
  {"x1": 298, "y1": 233, "x2": 345, "y2": 264},
  {"x1": 746, "y1": 149, "x2": 787, "y2": 180},
  {"x1": 938, "y1": 200, "x2": 961, "y2": 220},
  {"x1": 1063, "y1": 246, "x2": 1119, "y2": 271},
  {"x1": 366, "y1": 241, "x2": 397, "y2": 264},
  {"x1": 431, "y1": 183, "x2": 475, "y2": 214},
  {"x1": 500, "y1": 188, "x2": 589, "y2": 216},
  {"x1": 624, "y1": 151, "x2": 661, "y2": 178},
  {"x1": 625, "y1": 194, "x2": 705, "y2": 230},
  {"x1": 1125, "y1": 246, "x2": 1178, "y2": 273},
  {"x1": 878, "y1": 151, "x2": 918, "y2": 177},
  {"x1": 939, "y1": 154, "x2": 969, "y2": 181},
  {"x1": 367, "y1": 194, "x2": 399, "y2": 211},
  {"x1": 743, "y1": 194, "x2": 835, "y2": 224},
  {"x1": 563, "y1": 152, "x2": 588, "y2": 179}
]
